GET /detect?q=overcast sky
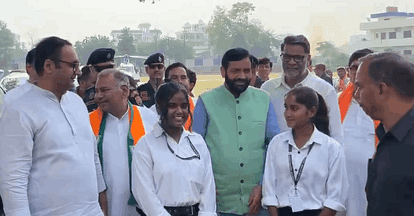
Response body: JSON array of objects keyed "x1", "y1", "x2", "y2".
[{"x1": 1, "y1": 0, "x2": 413, "y2": 50}]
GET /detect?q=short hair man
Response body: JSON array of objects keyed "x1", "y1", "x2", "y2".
[
  {"x1": 333, "y1": 67, "x2": 349, "y2": 93},
  {"x1": 137, "y1": 53, "x2": 165, "y2": 108},
  {"x1": 26, "y1": 48, "x2": 38, "y2": 84},
  {"x1": 261, "y1": 35, "x2": 343, "y2": 144},
  {"x1": 0, "y1": 36, "x2": 105, "y2": 215},
  {"x1": 84, "y1": 48, "x2": 116, "y2": 112},
  {"x1": 193, "y1": 47, "x2": 280, "y2": 215},
  {"x1": 76, "y1": 66, "x2": 95, "y2": 99},
  {"x1": 314, "y1": 63, "x2": 333, "y2": 85},
  {"x1": 90, "y1": 69, "x2": 157, "y2": 216},
  {"x1": 337, "y1": 48, "x2": 376, "y2": 216},
  {"x1": 249, "y1": 55, "x2": 262, "y2": 88},
  {"x1": 257, "y1": 57, "x2": 273, "y2": 82},
  {"x1": 354, "y1": 52, "x2": 414, "y2": 216},
  {"x1": 326, "y1": 69, "x2": 333, "y2": 79},
  {"x1": 188, "y1": 69, "x2": 197, "y2": 98}
]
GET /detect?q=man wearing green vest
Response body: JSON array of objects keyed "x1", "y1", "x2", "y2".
[
  {"x1": 90, "y1": 69, "x2": 157, "y2": 216},
  {"x1": 193, "y1": 48, "x2": 280, "y2": 215}
]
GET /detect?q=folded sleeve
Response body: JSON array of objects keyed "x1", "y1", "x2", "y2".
[{"x1": 261, "y1": 137, "x2": 280, "y2": 209}]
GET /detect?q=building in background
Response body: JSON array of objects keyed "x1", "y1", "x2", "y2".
[
  {"x1": 175, "y1": 20, "x2": 210, "y2": 56},
  {"x1": 346, "y1": 6, "x2": 414, "y2": 61},
  {"x1": 110, "y1": 23, "x2": 162, "y2": 46}
]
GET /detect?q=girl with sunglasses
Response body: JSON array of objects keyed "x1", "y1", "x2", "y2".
[
  {"x1": 262, "y1": 86, "x2": 348, "y2": 216},
  {"x1": 131, "y1": 82, "x2": 216, "y2": 216}
]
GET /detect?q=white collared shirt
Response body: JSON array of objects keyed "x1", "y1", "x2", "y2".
[
  {"x1": 102, "y1": 106, "x2": 157, "y2": 216},
  {"x1": 132, "y1": 123, "x2": 217, "y2": 216},
  {"x1": 342, "y1": 99, "x2": 375, "y2": 216},
  {"x1": 261, "y1": 72, "x2": 344, "y2": 144},
  {"x1": 262, "y1": 126, "x2": 348, "y2": 212},
  {"x1": 0, "y1": 84, "x2": 105, "y2": 216}
]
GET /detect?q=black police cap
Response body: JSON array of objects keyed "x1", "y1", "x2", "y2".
[
  {"x1": 144, "y1": 53, "x2": 164, "y2": 66},
  {"x1": 87, "y1": 48, "x2": 115, "y2": 65}
]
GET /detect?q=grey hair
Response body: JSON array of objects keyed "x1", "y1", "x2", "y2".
[{"x1": 97, "y1": 69, "x2": 130, "y2": 88}]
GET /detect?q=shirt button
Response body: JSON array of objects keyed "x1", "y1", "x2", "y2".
[
  {"x1": 240, "y1": 180, "x2": 244, "y2": 183},
  {"x1": 240, "y1": 163, "x2": 244, "y2": 167},
  {"x1": 295, "y1": 169, "x2": 298, "y2": 171},
  {"x1": 239, "y1": 147, "x2": 243, "y2": 151},
  {"x1": 238, "y1": 116, "x2": 241, "y2": 120},
  {"x1": 239, "y1": 131, "x2": 242, "y2": 135},
  {"x1": 298, "y1": 151, "x2": 300, "y2": 154},
  {"x1": 236, "y1": 100, "x2": 240, "y2": 104}
]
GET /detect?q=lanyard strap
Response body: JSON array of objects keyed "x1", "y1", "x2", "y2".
[{"x1": 288, "y1": 143, "x2": 314, "y2": 190}]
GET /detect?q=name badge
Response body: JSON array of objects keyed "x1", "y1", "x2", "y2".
[{"x1": 289, "y1": 192, "x2": 304, "y2": 212}]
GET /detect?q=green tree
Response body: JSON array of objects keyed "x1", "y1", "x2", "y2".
[
  {"x1": 314, "y1": 41, "x2": 349, "y2": 70},
  {"x1": 136, "y1": 37, "x2": 195, "y2": 63},
  {"x1": 74, "y1": 35, "x2": 115, "y2": 64},
  {"x1": 117, "y1": 27, "x2": 137, "y2": 56},
  {"x1": 0, "y1": 20, "x2": 25, "y2": 70},
  {"x1": 206, "y1": 2, "x2": 280, "y2": 57}
]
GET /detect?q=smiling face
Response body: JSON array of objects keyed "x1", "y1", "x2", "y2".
[
  {"x1": 221, "y1": 57, "x2": 252, "y2": 97},
  {"x1": 168, "y1": 67, "x2": 190, "y2": 91},
  {"x1": 164, "y1": 91, "x2": 189, "y2": 130},
  {"x1": 95, "y1": 73, "x2": 128, "y2": 115},
  {"x1": 284, "y1": 94, "x2": 316, "y2": 129},
  {"x1": 54, "y1": 45, "x2": 81, "y2": 94},
  {"x1": 282, "y1": 44, "x2": 310, "y2": 79}
]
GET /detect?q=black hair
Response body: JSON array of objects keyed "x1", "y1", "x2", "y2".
[
  {"x1": 361, "y1": 52, "x2": 414, "y2": 98},
  {"x1": 188, "y1": 69, "x2": 197, "y2": 84},
  {"x1": 286, "y1": 86, "x2": 330, "y2": 136},
  {"x1": 250, "y1": 55, "x2": 258, "y2": 68},
  {"x1": 77, "y1": 66, "x2": 91, "y2": 83},
  {"x1": 281, "y1": 35, "x2": 310, "y2": 54},
  {"x1": 315, "y1": 63, "x2": 326, "y2": 71},
  {"x1": 35, "y1": 36, "x2": 72, "y2": 75},
  {"x1": 221, "y1": 48, "x2": 250, "y2": 71},
  {"x1": 258, "y1": 57, "x2": 273, "y2": 68},
  {"x1": 348, "y1": 48, "x2": 373, "y2": 67},
  {"x1": 126, "y1": 75, "x2": 137, "y2": 89},
  {"x1": 155, "y1": 82, "x2": 192, "y2": 128},
  {"x1": 165, "y1": 62, "x2": 189, "y2": 80},
  {"x1": 26, "y1": 48, "x2": 36, "y2": 65}
]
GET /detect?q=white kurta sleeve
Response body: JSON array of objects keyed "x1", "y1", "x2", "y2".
[
  {"x1": 0, "y1": 104, "x2": 33, "y2": 215},
  {"x1": 198, "y1": 139, "x2": 217, "y2": 216},
  {"x1": 94, "y1": 137, "x2": 106, "y2": 193},
  {"x1": 132, "y1": 137, "x2": 171, "y2": 216},
  {"x1": 326, "y1": 88, "x2": 344, "y2": 144},
  {"x1": 261, "y1": 137, "x2": 280, "y2": 208},
  {"x1": 323, "y1": 141, "x2": 348, "y2": 212}
]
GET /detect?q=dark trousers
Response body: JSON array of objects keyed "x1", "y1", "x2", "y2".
[
  {"x1": 137, "y1": 204, "x2": 199, "y2": 216},
  {"x1": 278, "y1": 207, "x2": 322, "y2": 216}
]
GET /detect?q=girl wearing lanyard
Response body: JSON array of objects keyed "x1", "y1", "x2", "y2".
[
  {"x1": 262, "y1": 86, "x2": 348, "y2": 216},
  {"x1": 131, "y1": 82, "x2": 217, "y2": 216}
]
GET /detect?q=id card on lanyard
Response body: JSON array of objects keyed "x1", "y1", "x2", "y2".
[{"x1": 288, "y1": 143, "x2": 314, "y2": 212}]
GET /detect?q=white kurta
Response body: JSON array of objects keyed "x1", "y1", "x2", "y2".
[
  {"x1": 262, "y1": 126, "x2": 348, "y2": 212},
  {"x1": 0, "y1": 84, "x2": 105, "y2": 216},
  {"x1": 132, "y1": 123, "x2": 217, "y2": 216},
  {"x1": 102, "y1": 106, "x2": 157, "y2": 216},
  {"x1": 261, "y1": 72, "x2": 344, "y2": 144},
  {"x1": 342, "y1": 99, "x2": 376, "y2": 216}
]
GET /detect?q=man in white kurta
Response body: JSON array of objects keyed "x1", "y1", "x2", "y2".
[
  {"x1": 92, "y1": 69, "x2": 157, "y2": 216},
  {"x1": 0, "y1": 37, "x2": 105, "y2": 216}
]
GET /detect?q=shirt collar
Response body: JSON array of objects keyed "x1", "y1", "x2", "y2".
[
  {"x1": 31, "y1": 83, "x2": 63, "y2": 102},
  {"x1": 277, "y1": 70, "x2": 313, "y2": 89},
  {"x1": 285, "y1": 125, "x2": 326, "y2": 149},
  {"x1": 376, "y1": 107, "x2": 414, "y2": 142},
  {"x1": 153, "y1": 122, "x2": 192, "y2": 139}
]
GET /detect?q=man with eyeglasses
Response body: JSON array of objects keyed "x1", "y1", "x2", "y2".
[
  {"x1": 83, "y1": 48, "x2": 116, "y2": 112},
  {"x1": 137, "y1": 53, "x2": 165, "y2": 108},
  {"x1": 90, "y1": 69, "x2": 157, "y2": 216},
  {"x1": 0, "y1": 36, "x2": 106, "y2": 215},
  {"x1": 261, "y1": 35, "x2": 343, "y2": 144}
]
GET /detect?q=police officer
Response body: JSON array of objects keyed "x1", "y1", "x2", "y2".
[
  {"x1": 137, "y1": 53, "x2": 165, "y2": 108},
  {"x1": 83, "y1": 48, "x2": 116, "y2": 112}
]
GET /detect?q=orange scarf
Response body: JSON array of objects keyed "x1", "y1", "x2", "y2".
[
  {"x1": 89, "y1": 104, "x2": 145, "y2": 145},
  {"x1": 338, "y1": 78, "x2": 347, "y2": 92},
  {"x1": 184, "y1": 96, "x2": 195, "y2": 131},
  {"x1": 338, "y1": 83, "x2": 380, "y2": 147}
]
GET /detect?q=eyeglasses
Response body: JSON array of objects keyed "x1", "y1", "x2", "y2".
[
  {"x1": 56, "y1": 59, "x2": 81, "y2": 72},
  {"x1": 149, "y1": 64, "x2": 164, "y2": 70},
  {"x1": 280, "y1": 53, "x2": 308, "y2": 63},
  {"x1": 165, "y1": 134, "x2": 200, "y2": 160}
]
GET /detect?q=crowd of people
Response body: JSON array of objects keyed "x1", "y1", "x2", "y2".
[{"x1": 0, "y1": 34, "x2": 413, "y2": 216}]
